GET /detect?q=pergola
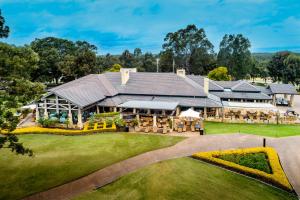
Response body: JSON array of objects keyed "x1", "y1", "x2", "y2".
[{"x1": 269, "y1": 84, "x2": 298, "y2": 106}]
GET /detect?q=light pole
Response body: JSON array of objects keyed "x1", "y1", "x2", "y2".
[{"x1": 156, "y1": 58, "x2": 160, "y2": 73}]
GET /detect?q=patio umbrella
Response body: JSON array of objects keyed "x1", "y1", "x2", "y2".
[{"x1": 179, "y1": 108, "x2": 201, "y2": 119}]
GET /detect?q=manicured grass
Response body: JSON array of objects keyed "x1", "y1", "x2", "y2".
[
  {"x1": 204, "y1": 121, "x2": 300, "y2": 137},
  {"x1": 75, "y1": 157, "x2": 296, "y2": 200},
  {"x1": 0, "y1": 133, "x2": 184, "y2": 200},
  {"x1": 218, "y1": 153, "x2": 272, "y2": 174}
]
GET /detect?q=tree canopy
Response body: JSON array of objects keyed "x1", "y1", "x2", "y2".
[
  {"x1": 217, "y1": 34, "x2": 252, "y2": 80},
  {"x1": 208, "y1": 66, "x2": 231, "y2": 81}
]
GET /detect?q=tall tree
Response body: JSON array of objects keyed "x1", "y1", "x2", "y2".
[
  {"x1": 162, "y1": 24, "x2": 215, "y2": 74},
  {"x1": 159, "y1": 49, "x2": 174, "y2": 72},
  {"x1": 0, "y1": 10, "x2": 34, "y2": 156},
  {"x1": 267, "y1": 51, "x2": 290, "y2": 83},
  {"x1": 0, "y1": 9, "x2": 9, "y2": 38},
  {"x1": 30, "y1": 37, "x2": 75, "y2": 83},
  {"x1": 283, "y1": 53, "x2": 300, "y2": 85},
  {"x1": 217, "y1": 34, "x2": 252, "y2": 80},
  {"x1": 119, "y1": 49, "x2": 134, "y2": 68}
]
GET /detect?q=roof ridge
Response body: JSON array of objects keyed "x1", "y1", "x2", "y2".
[
  {"x1": 98, "y1": 74, "x2": 118, "y2": 96},
  {"x1": 182, "y1": 76, "x2": 206, "y2": 96},
  {"x1": 232, "y1": 80, "x2": 258, "y2": 91}
]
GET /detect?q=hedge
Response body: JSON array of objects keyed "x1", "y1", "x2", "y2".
[
  {"x1": 4, "y1": 126, "x2": 116, "y2": 135},
  {"x1": 192, "y1": 147, "x2": 292, "y2": 191}
]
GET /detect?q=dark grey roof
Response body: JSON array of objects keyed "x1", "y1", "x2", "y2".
[
  {"x1": 231, "y1": 81, "x2": 259, "y2": 92},
  {"x1": 49, "y1": 74, "x2": 117, "y2": 108},
  {"x1": 104, "y1": 72, "x2": 207, "y2": 97},
  {"x1": 187, "y1": 75, "x2": 224, "y2": 91},
  {"x1": 255, "y1": 85, "x2": 272, "y2": 95},
  {"x1": 98, "y1": 95, "x2": 222, "y2": 108},
  {"x1": 214, "y1": 80, "x2": 240, "y2": 89},
  {"x1": 269, "y1": 83, "x2": 298, "y2": 94},
  {"x1": 210, "y1": 91, "x2": 272, "y2": 100},
  {"x1": 118, "y1": 100, "x2": 179, "y2": 110}
]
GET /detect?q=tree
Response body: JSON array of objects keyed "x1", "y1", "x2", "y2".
[
  {"x1": 267, "y1": 51, "x2": 291, "y2": 83},
  {"x1": 217, "y1": 34, "x2": 252, "y2": 80},
  {"x1": 141, "y1": 53, "x2": 156, "y2": 72},
  {"x1": 208, "y1": 66, "x2": 231, "y2": 81},
  {"x1": 0, "y1": 9, "x2": 9, "y2": 38},
  {"x1": 283, "y1": 54, "x2": 300, "y2": 85},
  {"x1": 189, "y1": 48, "x2": 216, "y2": 75},
  {"x1": 96, "y1": 54, "x2": 121, "y2": 73},
  {"x1": 0, "y1": 42, "x2": 39, "y2": 79},
  {"x1": 119, "y1": 50, "x2": 134, "y2": 68},
  {"x1": 162, "y1": 24, "x2": 215, "y2": 74},
  {"x1": 107, "y1": 63, "x2": 122, "y2": 72},
  {"x1": 159, "y1": 49, "x2": 174, "y2": 72},
  {"x1": 0, "y1": 10, "x2": 33, "y2": 156}
]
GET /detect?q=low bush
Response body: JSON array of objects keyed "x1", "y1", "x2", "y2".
[
  {"x1": 192, "y1": 147, "x2": 292, "y2": 191},
  {"x1": 94, "y1": 112, "x2": 119, "y2": 119},
  {"x1": 38, "y1": 118, "x2": 59, "y2": 128},
  {"x1": 218, "y1": 153, "x2": 272, "y2": 174}
]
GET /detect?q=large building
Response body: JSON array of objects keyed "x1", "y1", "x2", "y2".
[{"x1": 36, "y1": 68, "x2": 298, "y2": 128}]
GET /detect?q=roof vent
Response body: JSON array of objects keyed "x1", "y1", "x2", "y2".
[
  {"x1": 176, "y1": 69, "x2": 185, "y2": 77},
  {"x1": 120, "y1": 68, "x2": 137, "y2": 85}
]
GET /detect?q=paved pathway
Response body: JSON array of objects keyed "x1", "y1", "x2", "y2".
[{"x1": 24, "y1": 134, "x2": 300, "y2": 200}]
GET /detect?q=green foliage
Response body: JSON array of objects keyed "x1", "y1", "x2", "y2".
[
  {"x1": 267, "y1": 51, "x2": 300, "y2": 84},
  {"x1": 0, "y1": 9, "x2": 9, "y2": 38},
  {"x1": 94, "y1": 112, "x2": 119, "y2": 118},
  {"x1": 217, "y1": 34, "x2": 252, "y2": 80},
  {"x1": 132, "y1": 118, "x2": 139, "y2": 126},
  {"x1": 208, "y1": 66, "x2": 231, "y2": 81},
  {"x1": 37, "y1": 118, "x2": 59, "y2": 128},
  {"x1": 105, "y1": 118, "x2": 113, "y2": 127},
  {"x1": 107, "y1": 63, "x2": 122, "y2": 72},
  {"x1": 218, "y1": 153, "x2": 272, "y2": 174},
  {"x1": 113, "y1": 117, "x2": 125, "y2": 128},
  {"x1": 162, "y1": 24, "x2": 215, "y2": 74}
]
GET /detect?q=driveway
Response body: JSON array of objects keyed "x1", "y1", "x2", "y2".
[{"x1": 24, "y1": 134, "x2": 300, "y2": 200}]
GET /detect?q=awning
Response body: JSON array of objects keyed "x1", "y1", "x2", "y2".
[
  {"x1": 179, "y1": 108, "x2": 201, "y2": 119},
  {"x1": 118, "y1": 100, "x2": 179, "y2": 110},
  {"x1": 223, "y1": 101, "x2": 278, "y2": 111}
]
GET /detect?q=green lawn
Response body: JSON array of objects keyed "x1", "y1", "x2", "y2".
[
  {"x1": 205, "y1": 121, "x2": 300, "y2": 137},
  {"x1": 75, "y1": 157, "x2": 297, "y2": 200},
  {"x1": 0, "y1": 133, "x2": 184, "y2": 200}
]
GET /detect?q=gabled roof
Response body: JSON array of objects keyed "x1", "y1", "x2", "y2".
[
  {"x1": 269, "y1": 83, "x2": 298, "y2": 95},
  {"x1": 104, "y1": 72, "x2": 207, "y2": 97},
  {"x1": 231, "y1": 81, "x2": 259, "y2": 92},
  {"x1": 187, "y1": 75, "x2": 224, "y2": 91},
  {"x1": 49, "y1": 74, "x2": 116, "y2": 108}
]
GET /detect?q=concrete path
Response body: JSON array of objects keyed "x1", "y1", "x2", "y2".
[{"x1": 24, "y1": 134, "x2": 300, "y2": 200}]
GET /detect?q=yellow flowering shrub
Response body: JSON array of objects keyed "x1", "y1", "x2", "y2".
[
  {"x1": 7, "y1": 124, "x2": 117, "y2": 135},
  {"x1": 192, "y1": 147, "x2": 292, "y2": 191}
]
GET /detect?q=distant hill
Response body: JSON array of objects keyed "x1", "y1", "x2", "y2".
[{"x1": 252, "y1": 52, "x2": 300, "y2": 62}]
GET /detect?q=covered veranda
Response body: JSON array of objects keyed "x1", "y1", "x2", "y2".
[{"x1": 118, "y1": 100, "x2": 178, "y2": 133}]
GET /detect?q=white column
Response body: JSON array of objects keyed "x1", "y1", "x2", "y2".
[
  {"x1": 56, "y1": 95, "x2": 59, "y2": 114},
  {"x1": 162, "y1": 110, "x2": 166, "y2": 115},
  {"x1": 133, "y1": 108, "x2": 136, "y2": 114},
  {"x1": 153, "y1": 115, "x2": 157, "y2": 127},
  {"x1": 136, "y1": 114, "x2": 140, "y2": 126},
  {"x1": 96, "y1": 106, "x2": 100, "y2": 114},
  {"x1": 215, "y1": 108, "x2": 219, "y2": 118},
  {"x1": 176, "y1": 107, "x2": 181, "y2": 116},
  {"x1": 68, "y1": 102, "x2": 73, "y2": 126},
  {"x1": 77, "y1": 108, "x2": 83, "y2": 129},
  {"x1": 35, "y1": 104, "x2": 39, "y2": 121},
  {"x1": 204, "y1": 107, "x2": 207, "y2": 119},
  {"x1": 113, "y1": 107, "x2": 117, "y2": 112},
  {"x1": 170, "y1": 116, "x2": 174, "y2": 130},
  {"x1": 272, "y1": 94, "x2": 276, "y2": 106},
  {"x1": 44, "y1": 100, "x2": 48, "y2": 119},
  {"x1": 289, "y1": 95, "x2": 294, "y2": 107},
  {"x1": 147, "y1": 109, "x2": 151, "y2": 114}
]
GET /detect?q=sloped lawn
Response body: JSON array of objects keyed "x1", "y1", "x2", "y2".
[
  {"x1": 0, "y1": 133, "x2": 184, "y2": 200},
  {"x1": 75, "y1": 158, "x2": 297, "y2": 200},
  {"x1": 204, "y1": 122, "x2": 300, "y2": 137}
]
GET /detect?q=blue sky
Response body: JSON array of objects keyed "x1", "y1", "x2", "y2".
[{"x1": 1, "y1": 0, "x2": 300, "y2": 54}]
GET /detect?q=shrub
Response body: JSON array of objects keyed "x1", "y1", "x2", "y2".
[
  {"x1": 94, "y1": 112, "x2": 119, "y2": 119},
  {"x1": 192, "y1": 147, "x2": 292, "y2": 191},
  {"x1": 38, "y1": 118, "x2": 59, "y2": 128},
  {"x1": 114, "y1": 117, "x2": 126, "y2": 128},
  {"x1": 105, "y1": 118, "x2": 113, "y2": 127}
]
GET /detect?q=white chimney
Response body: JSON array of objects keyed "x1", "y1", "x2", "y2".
[
  {"x1": 120, "y1": 68, "x2": 137, "y2": 85},
  {"x1": 204, "y1": 77, "x2": 209, "y2": 95},
  {"x1": 176, "y1": 69, "x2": 185, "y2": 77}
]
